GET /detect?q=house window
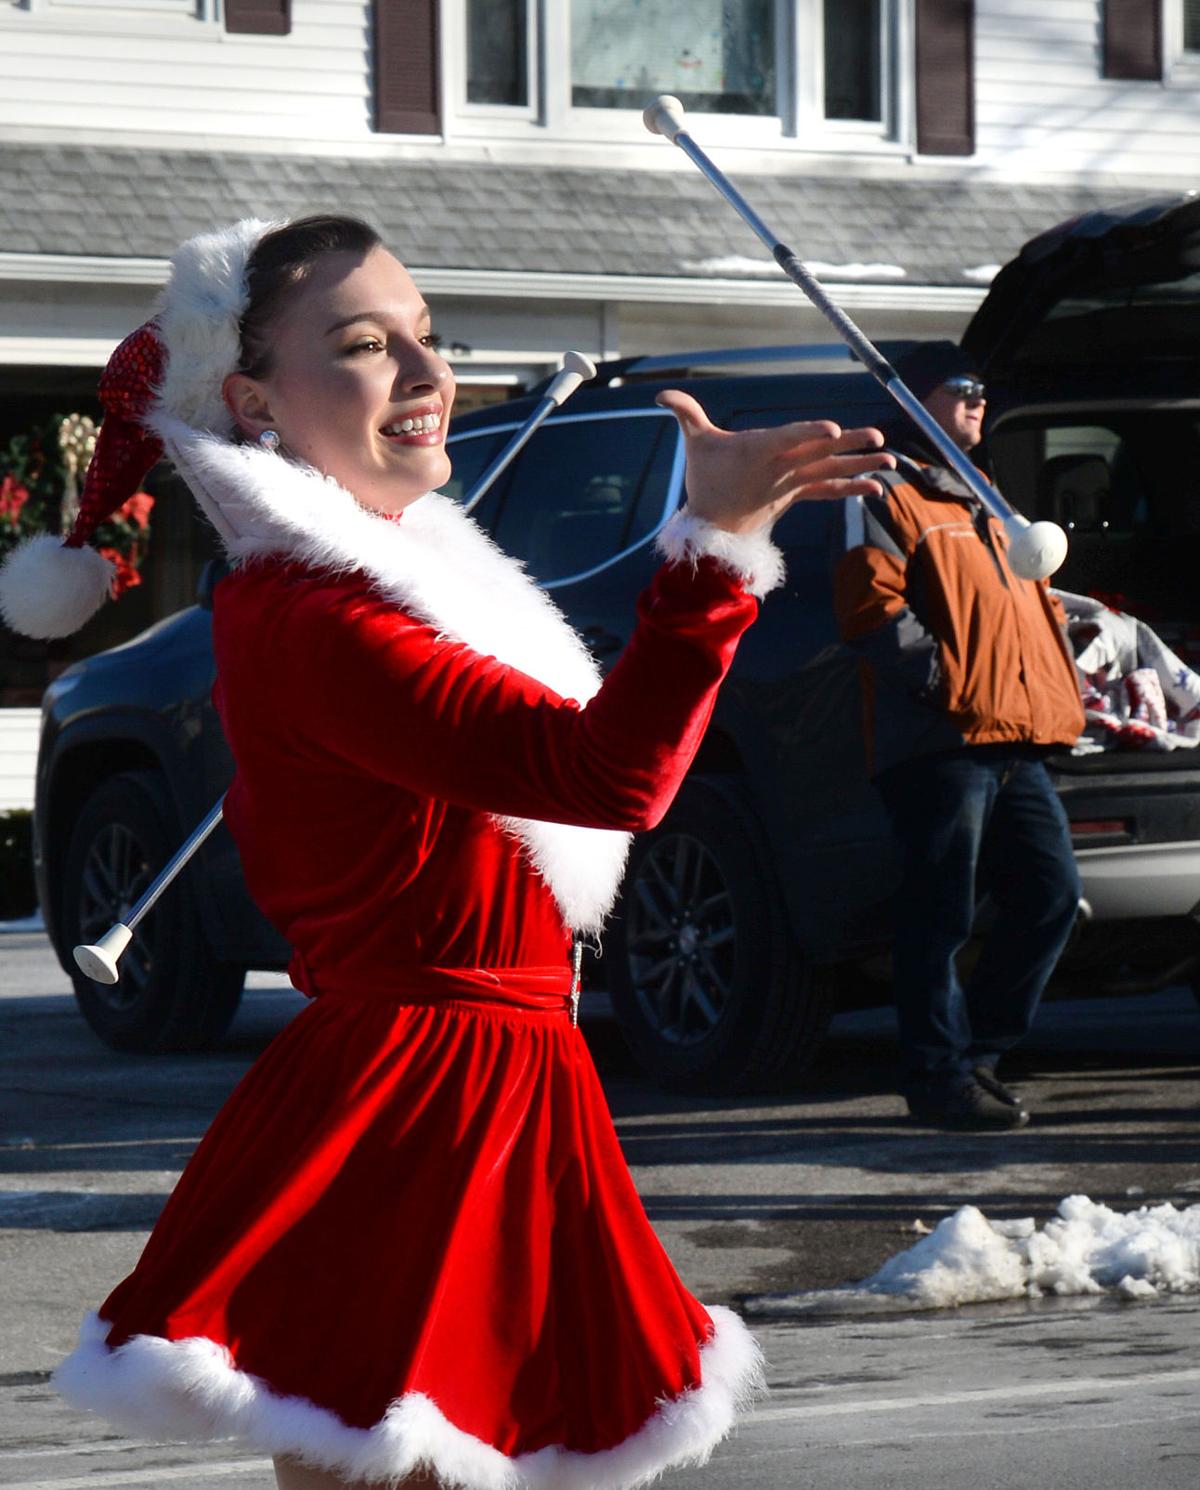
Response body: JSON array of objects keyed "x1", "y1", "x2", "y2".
[
  {"x1": 447, "y1": 0, "x2": 903, "y2": 143},
  {"x1": 824, "y1": 0, "x2": 882, "y2": 121},
  {"x1": 569, "y1": 0, "x2": 777, "y2": 117},
  {"x1": 467, "y1": 0, "x2": 529, "y2": 105},
  {"x1": 9, "y1": 0, "x2": 230, "y2": 18},
  {"x1": 224, "y1": 0, "x2": 290, "y2": 34},
  {"x1": 41, "y1": 0, "x2": 201, "y2": 11},
  {"x1": 1164, "y1": 0, "x2": 1200, "y2": 78}
]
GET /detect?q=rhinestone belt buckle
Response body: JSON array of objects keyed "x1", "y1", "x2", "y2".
[{"x1": 570, "y1": 938, "x2": 583, "y2": 1027}]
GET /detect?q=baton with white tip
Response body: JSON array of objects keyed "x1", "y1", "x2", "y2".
[
  {"x1": 642, "y1": 94, "x2": 1068, "y2": 582},
  {"x1": 73, "y1": 349, "x2": 599, "y2": 986},
  {"x1": 73, "y1": 798, "x2": 226, "y2": 984},
  {"x1": 462, "y1": 350, "x2": 596, "y2": 514}
]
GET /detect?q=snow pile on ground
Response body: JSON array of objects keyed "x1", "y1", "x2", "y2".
[
  {"x1": 865, "y1": 1196, "x2": 1200, "y2": 1307},
  {"x1": 746, "y1": 1196, "x2": 1200, "y2": 1316}
]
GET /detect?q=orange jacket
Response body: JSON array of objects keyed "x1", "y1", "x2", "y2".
[{"x1": 833, "y1": 454, "x2": 1084, "y2": 777}]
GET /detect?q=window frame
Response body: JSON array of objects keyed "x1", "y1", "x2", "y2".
[
  {"x1": 0, "y1": 0, "x2": 292, "y2": 31},
  {"x1": 2, "y1": 0, "x2": 220, "y2": 27},
  {"x1": 1167, "y1": 0, "x2": 1200, "y2": 82},
  {"x1": 446, "y1": 408, "x2": 685, "y2": 590},
  {"x1": 444, "y1": 0, "x2": 910, "y2": 152},
  {"x1": 45, "y1": 0, "x2": 199, "y2": 9},
  {"x1": 445, "y1": 0, "x2": 540, "y2": 123},
  {"x1": 793, "y1": 0, "x2": 898, "y2": 144}
]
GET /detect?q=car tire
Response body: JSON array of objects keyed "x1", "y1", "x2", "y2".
[
  {"x1": 607, "y1": 775, "x2": 835, "y2": 1094},
  {"x1": 60, "y1": 770, "x2": 244, "y2": 1052}
]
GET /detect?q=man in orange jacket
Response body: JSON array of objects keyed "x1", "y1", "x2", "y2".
[{"x1": 833, "y1": 341, "x2": 1085, "y2": 1131}]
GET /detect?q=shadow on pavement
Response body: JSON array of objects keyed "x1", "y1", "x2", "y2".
[{"x1": 3, "y1": 972, "x2": 1199, "y2": 1297}]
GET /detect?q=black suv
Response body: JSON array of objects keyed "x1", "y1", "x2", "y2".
[{"x1": 34, "y1": 193, "x2": 1200, "y2": 1089}]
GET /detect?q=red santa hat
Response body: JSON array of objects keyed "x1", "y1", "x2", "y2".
[{"x1": 0, "y1": 218, "x2": 275, "y2": 640}]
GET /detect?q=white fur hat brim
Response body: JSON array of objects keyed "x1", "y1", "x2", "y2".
[{"x1": 153, "y1": 218, "x2": 279, "y2": 437}]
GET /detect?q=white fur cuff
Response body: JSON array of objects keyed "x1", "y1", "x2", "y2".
[{"x1": 655, "y1": 510, "x2": 785, "y2": 599}]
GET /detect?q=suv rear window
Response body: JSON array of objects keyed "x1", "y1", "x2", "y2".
[{"x1": 990, "y1": 409, "x2": 1200, "y2": 667}]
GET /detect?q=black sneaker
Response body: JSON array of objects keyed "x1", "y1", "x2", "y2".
[
  {"x1": 907, "y1": 1078, "x2": 1030, "y2": 1132},
  {"x1": 971, "y1": 1065, "x2": 1023, "y2": 1109}
]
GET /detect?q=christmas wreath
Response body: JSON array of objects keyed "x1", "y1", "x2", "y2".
[{"x1": 0, "y1": 413, "x2": 153, "y2": 598}]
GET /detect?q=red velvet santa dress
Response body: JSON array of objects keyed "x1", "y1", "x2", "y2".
[{"x1": 54, "y1": 422, "x2": 783, "y2": 1489}]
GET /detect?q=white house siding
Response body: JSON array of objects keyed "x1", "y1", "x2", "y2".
[
  {"x1": 0, "y1": 2, "x2": 1194, "y2": 179},
  {"x1": 0, "y1": 708, "x2": 38, "y2": 812},
  {"x1": 975, "y1": 0, "x2": 1200, "y2": 181},
  {"x1": 0, "y1": 2, "x2": 371, "y2": 147},
  {"x1": 0, "y1": 276, "x2": 158, "y2": 364}
]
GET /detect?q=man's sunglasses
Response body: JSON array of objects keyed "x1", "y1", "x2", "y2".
[{"x1": 942, "y1": 376, "x2": 986, "y2": 401}]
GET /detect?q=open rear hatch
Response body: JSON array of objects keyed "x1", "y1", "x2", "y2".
[
  {"x1": 962, "y1": 192, "x2": 1200, "y2": 388},
  {"x1": 961, "y1": 194, "x2": 1200, "y2": 777}
]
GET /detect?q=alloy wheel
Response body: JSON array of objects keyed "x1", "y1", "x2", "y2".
[{"x1": 625, "y1": 831, "x2": 736, "y2": 1046}]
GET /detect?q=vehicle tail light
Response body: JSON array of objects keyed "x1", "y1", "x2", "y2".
[{"x1": 1070, "y1": 819, "x2": 1131, "y2": 838}]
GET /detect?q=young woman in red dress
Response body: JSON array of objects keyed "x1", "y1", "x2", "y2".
[{"x1": 4, "y1": 215, "x2": 890, "y2": 1490}]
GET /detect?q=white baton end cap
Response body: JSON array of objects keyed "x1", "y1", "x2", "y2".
[
  {"x1": 73, "y1": 923, "x2": 133, "y2": 985},
  {"x1": 643, "y1": 94, "x2": 687, "y2": 141},
  {"x1": 562, "y1": 350, "x2": 597, "y2": 380},
  {"x1": 1006, "y1": 517, "x2": 1069, "y2": 581},
  {"x1": 545, "y1": 350, "x2": 598, "y2": 406}
]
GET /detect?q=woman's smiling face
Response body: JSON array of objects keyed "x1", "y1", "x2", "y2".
[{"x1": 224, "y1": 245, "x2": 456, "y2": 514}]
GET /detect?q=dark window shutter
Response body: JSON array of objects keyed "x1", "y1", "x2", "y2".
[
  {"x1": 914, "y1": 0, "x2": 975, "y2": 156},
  {"x1": 374, "y1": 0, "x2": 441, "y2": 135},
  {"x1": 224, "y1": 0, "x2": 291, "y2": 36},
  {"x1": 1102, "y1": 0, "x2": 1163, "y2": 80}
]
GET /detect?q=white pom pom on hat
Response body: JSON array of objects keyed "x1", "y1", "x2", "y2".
[
  {"x1": 0, "y1": 217, "x2": 278, "y2": 641},
  {"x1": 0, "y1": 535, "x2": 116, "y2": 641}
]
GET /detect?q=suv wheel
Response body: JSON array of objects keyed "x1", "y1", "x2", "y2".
[
  {"x1": 607, "y1": 776, "x2": 835, "y2": 1093},
  {"x1": 61, "y1": 771, "x2": 244, "y2": 1052}
]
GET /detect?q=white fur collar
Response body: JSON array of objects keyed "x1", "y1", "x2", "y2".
[{"x1": 152, "y1": 418, "x2": 630, "y2": 936}]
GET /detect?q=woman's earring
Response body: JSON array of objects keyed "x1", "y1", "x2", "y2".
[{"x1": 258, "y1": 429, "x2": 281, "y2": 452}]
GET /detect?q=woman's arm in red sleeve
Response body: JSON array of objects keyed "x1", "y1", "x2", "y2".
[{"x1": 269, "y1": 521, "x2": 776, "y2": 832}]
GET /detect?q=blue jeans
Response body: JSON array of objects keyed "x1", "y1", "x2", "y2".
[{"x1": 876, "y1": 748, "x2": 1081, "y2": 1093}]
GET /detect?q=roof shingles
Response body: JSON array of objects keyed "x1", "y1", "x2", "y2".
[{"x1": 0, "y1": 143, "x2": 1140, "y2": 286}]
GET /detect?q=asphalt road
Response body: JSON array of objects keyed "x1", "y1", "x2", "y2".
[
  {"x1": 6, "y1": 1300, "x2": 1200, "y2": 1490},
  {"x1": 3, "y1": 929, "x2": 1200, "y2": 1487}
]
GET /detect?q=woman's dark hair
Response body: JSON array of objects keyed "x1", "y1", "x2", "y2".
[{"x1": 239, "y1": 214, "x2": 383, "y2": 379}]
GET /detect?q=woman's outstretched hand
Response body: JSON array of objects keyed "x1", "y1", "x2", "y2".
[{"x1": 656, "y1": 389, "x2": 895, "y2": 536}]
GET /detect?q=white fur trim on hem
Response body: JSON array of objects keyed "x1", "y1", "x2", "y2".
[
  {"x1": 655, "y1": 511, "x2": 785, "y2": 600},
  {"x1": 55, "y1": 1306, "x2": 764, "y2": 1490},
  {"x1": 0, "y1": 534, "x2": 115, "y2": 639}
]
